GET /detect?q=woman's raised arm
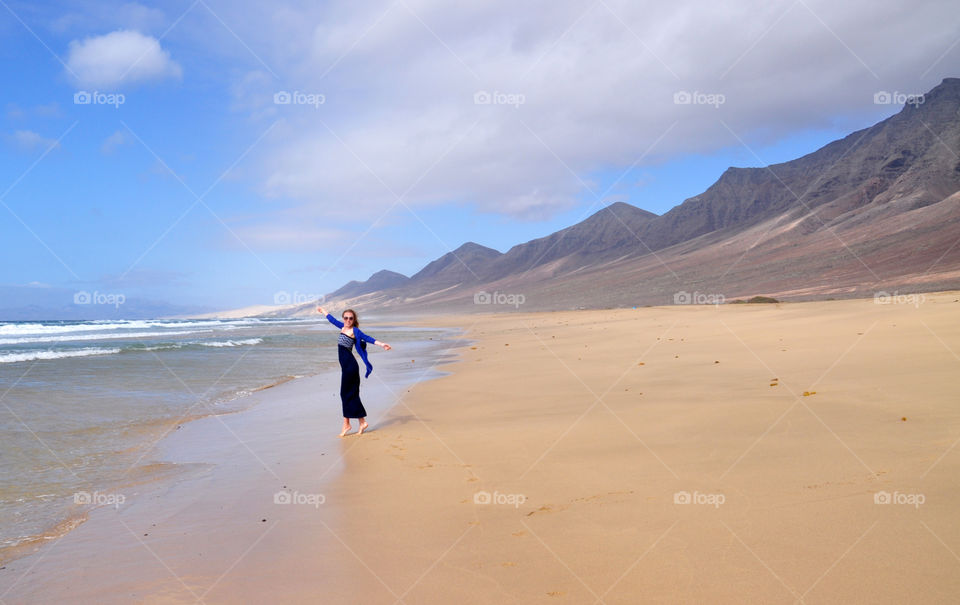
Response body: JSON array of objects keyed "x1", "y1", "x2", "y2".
[{"x1": 317, "y1": 305, "x2": 343, "y2": 329}]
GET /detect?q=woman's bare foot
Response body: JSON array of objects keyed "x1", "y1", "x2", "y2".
[
  {"x1": 358, "y1": 420, "x2": 369, "y2": 435},
  {"x1": 339, "y1": 421, "x2": 351, "y2": 437}
]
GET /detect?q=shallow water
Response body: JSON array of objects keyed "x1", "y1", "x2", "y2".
[{"x1": 0, "y1": 316, "x2": 455, "y2": 562}]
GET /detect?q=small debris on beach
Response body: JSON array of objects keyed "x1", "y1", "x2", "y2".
[{"x1": 802, "y1": 391, "x2": 816, "y2": 396}]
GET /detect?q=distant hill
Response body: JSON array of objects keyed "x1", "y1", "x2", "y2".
[
  {"x1": 228, "y1": 77, "x2": 960, "y2": 317},
  {"x1": 330, "y1": 270, "x2": 410, "y2": 299}
]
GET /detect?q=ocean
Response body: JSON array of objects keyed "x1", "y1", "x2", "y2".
[{"x1": 0, "y1": 316, "x2": 455, "y2": 564}]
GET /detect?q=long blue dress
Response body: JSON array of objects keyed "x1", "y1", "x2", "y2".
[{"x1": 337, "y1": 332, "x2": 367, "y2": 418}]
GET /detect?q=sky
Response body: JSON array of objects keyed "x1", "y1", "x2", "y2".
[{"x1": 1, "y1": 0, "x2": 958, "y2": 317}]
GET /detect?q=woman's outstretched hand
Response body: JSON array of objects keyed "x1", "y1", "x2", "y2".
[
  {"x1": 317, "y1": 305, "x2": 327, "y2": 315},
  {"x1": 379, "y1": 342, "x2": 392, "y2": 351}
]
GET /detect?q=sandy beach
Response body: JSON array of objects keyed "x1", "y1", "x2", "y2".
[{"x1": 3, "y1": 293, "x2": 959, "y2": 603}]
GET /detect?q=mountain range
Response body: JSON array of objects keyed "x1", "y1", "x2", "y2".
[{"x1": 263, "y1": 77, "x2": 960, "y2": 316}]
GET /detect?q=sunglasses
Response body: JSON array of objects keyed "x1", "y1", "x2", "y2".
[{"x1": 343, "y1": 316, "x2": 355, "y2": 321}]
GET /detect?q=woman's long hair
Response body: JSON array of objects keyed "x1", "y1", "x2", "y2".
[{"x1": 343, "y1": 308, "x2": 359, "y2": 327}]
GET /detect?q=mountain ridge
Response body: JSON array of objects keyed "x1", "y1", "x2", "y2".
[{"x1": 252, "y1": 77, "x2": 960, "y2": 316}]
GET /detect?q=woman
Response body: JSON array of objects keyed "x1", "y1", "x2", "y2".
[{"x1": 317, "y1": 305, "x2": 392, "y2": 437}]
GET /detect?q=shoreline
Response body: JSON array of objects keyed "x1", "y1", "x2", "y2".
[
  {"x1": 0, "y1": 325, "x2": 465, "y2": 603},
  {"x1": 0, "y1": 372, "x2": 307, "y2": 567}
]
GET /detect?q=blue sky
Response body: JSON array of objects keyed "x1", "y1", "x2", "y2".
[{"x1": 1, "y1": 0, "x2": 957, "y2": 317}]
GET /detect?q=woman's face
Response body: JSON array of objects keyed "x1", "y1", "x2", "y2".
[{"x1": 343, "y1": 314, "x2": 355, "y2": 324}]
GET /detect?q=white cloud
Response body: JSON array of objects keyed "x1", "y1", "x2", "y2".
[
  {"x1": 224, "y1": 224, "x2": 352, "y2": 252},
  {"x1": 209, "y1": 0, "x2": 959, "y2": 225},
  {"x1": 5, "y1": 103, "x2": 24, "y2": 120},
  {"x1": 52, "y1": 2, "x2": 166, "y2": 33},
  {"x1": 7, "y1": 130, "x2": 60, "y2": 152},
  {"x1": 33, "y1": 102, "x2": 62, "y2": 117},
  {"x1": 100, "y1": 129, "x2": 129, "y2": 154},
  {"x1": 66, "y1": 29, "x2": 182, "y2": 88},
  {"x1": 6, "y1": 102, "x2": 61, "y2": 119}
]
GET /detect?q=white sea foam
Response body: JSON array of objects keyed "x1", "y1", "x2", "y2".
[
  {"x1": 138, "y1": 338, "x2": 263, "y2": 350},
  {"x1": 0, "y1": 329, "x2": 211, "y2": 346},
  {"x1": 0, "y1": 319, "x2": 279, "y2": 337},
  {"x1": 198, "y1": 338, "x2": 263, "y2": 347},
  {"x1": 0, "y1": 348, "x2": 122, "y2": 363}
]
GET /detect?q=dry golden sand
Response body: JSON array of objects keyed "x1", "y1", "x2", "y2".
[
  {"x1": 3, "y1": 293, "x2": 958, "y2": 603},
  {"x1": 307, "y1": 293, "x2": 960, "y2": 603}
]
